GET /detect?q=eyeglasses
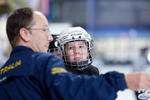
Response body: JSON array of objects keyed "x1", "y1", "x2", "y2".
[{"x1": 27, "y1": 27, "x2": 51, "y2": 35}]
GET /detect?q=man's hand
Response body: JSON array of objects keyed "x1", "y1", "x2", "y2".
[{"x1": 125, "y1": 72, "x2": 150, "y2": 91}]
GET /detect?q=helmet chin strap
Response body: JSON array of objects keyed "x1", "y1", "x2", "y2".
[{"x1": 65, "y1": 60, "x2": 91, "y2": 71}]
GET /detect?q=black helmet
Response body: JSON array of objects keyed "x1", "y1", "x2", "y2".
[{"x1": 48, "y1": 34, "x2": 59, "y2": 53}]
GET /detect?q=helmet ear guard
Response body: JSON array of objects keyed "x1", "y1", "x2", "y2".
[{"x1": 57, "y1": 27, "x2": 94, "y2": 70}]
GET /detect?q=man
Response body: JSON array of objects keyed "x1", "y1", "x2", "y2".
[
  {"x1": 56, "y1": 27, "x2": 99, "y2": 75},
  {"x1": 1, "y1": 7, "x2": 150, "y2": 100}
]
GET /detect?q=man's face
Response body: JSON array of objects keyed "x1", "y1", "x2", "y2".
[
  {"x1": 28, "y1": 12, "x2": 53, "y2": 52},
  {"x1": 65, "y1": 41, "x2": 89, "y2": 62}
]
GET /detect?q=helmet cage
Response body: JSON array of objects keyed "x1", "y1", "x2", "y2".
[{"x1": 57, "y1": 27, "x2": 94, "y2": 70}]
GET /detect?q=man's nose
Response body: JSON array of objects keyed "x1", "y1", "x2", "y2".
[{"x1": 48, "y1": 34, "x2": 53, "y2": 42}]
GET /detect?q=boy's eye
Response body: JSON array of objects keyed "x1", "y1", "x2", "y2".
[
  {"x1": 79, "y1": 45, "x2": 86, "y2": 49},
  {"x1": 68, "y1": 47, "x2": 73, "y2": 50},
  {"x1": 79, "y1": 46, "x2": 83, "y2": 48}
]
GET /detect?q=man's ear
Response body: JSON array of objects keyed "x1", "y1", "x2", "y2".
[{"x1": 19, "y1": 28, "x2": 31, "y2": 42}]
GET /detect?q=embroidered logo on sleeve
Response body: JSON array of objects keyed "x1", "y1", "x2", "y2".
[
  {"x1": 51, "y1": 67, "x2": 67, "y2": 75},
  {"x1": 0, "y1": 60, "x2": 21, "y2": 75}
]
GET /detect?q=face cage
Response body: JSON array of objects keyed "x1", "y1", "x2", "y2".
[{"x1": 60, "y1": 41, "x2": 94, "y2": 70}]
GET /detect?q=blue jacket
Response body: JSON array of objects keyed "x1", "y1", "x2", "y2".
[{"x1": 0, "y1": 46, "x2": 127, "y2": 100}]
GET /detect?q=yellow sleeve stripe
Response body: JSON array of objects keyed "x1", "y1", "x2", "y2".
[{"x1": 51, "y1": 67, "x2": 67, "y2": 75}]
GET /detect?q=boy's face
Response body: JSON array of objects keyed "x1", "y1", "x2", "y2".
[{"x1": 65, "y1": 41, "x2": 89, "y2": 62}]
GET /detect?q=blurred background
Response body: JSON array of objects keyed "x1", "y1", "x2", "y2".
[{"x1": 1, "y1": 0, "x2": 150, "y2": 100}]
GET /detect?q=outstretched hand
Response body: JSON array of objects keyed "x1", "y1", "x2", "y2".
[{"x1": 125, "y1": 72, "x2": 150, "y2": 91}]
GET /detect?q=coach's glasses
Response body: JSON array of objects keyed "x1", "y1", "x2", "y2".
[{"x1": 26, "y1": 27, "x2": 51, "y2": 35}]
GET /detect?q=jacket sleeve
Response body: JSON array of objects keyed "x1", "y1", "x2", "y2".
[{"x1": 43, "y1": 55, "x2": 127, "y2": 100}]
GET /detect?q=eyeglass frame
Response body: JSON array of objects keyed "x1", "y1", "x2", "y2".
[{"x1": 26, "y1": 27, "x2": 51, "y2": 35}]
